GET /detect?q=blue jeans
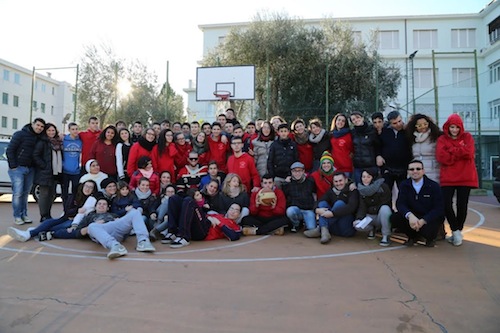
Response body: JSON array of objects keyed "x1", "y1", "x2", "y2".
[
  {"x1": 29, "y1": 217, "x2": 72, "y2": 237},
  {"x1": 8, "y1": 166, "x2": 35, "y2": 219},
  {"x1": 286, "y1": 206, "x2": 317, "y2": 230},
  {"x1": 318, "y1": 200, "x2": 356, "y2": 237}
]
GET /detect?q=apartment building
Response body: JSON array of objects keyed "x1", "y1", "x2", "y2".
[{"x1": 0, "y1": 58, "x2": 76, "y2": 138}]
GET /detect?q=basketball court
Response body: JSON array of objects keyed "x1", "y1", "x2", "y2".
[{"x1": 0, "y1": 195, "x2": 499, "y2": 333}]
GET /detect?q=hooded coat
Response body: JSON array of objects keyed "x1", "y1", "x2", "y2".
[{"x1": 436, "y1": 114, "x2": 478, "y2": 188}]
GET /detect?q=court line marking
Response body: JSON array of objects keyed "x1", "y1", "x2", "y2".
[{"x1": 0, "y1": 208, "x2": 486, "y2": 263}]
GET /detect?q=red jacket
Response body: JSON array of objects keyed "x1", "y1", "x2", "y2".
[
  {"x1": 79, "y1": 129, "x2": 101, "y2": 166},
  {"x1": 129, "y1": 170, "x2": 160, "y2": 196},
  {"x1": 249, "y1": 188, "x2": 286, "y2": 218},
  {"x1": 310, "y1": 171, "x2": 333, "y2": 200},
  {"x1": 330, "y1": 131, "x2": 353, "y2": 173},
  {"x1": 151, "y1": 143, "x2": 177, "y2": 179},
  {"x1": 291, "y1": 133, "x2": 314, "y2": 172},
  {"x1": 436, "y1": 114, "x2": 478, "y2": 188},
  {"x1": 127, "y1": 142, "x2": 154, "y2": 177},
  {"x1": 90, "y1": 141, "x2": 117, "y2": 176},
  {"x1": 174, "y1": 143, "x2": 193, "y2": 171},
  {"x1": 207, "y1": 135, "x2": 229, "y2": 173},
  {"x1": 227, "y1": 153, "x2": 261, "y2": 192},
  {"x1": 205, "y1": 214, "x2": 242, "y2": 241}
]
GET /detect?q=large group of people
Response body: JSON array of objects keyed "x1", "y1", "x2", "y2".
[{"x1": 6, "y1": 107, "x2": 478, "y2": 259}]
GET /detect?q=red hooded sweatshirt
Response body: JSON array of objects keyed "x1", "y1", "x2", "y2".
[{"x1": 436, "y1": 113, "x2": 478, "y2": 188}]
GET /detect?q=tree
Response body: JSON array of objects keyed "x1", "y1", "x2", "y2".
[
  {"x1": 201, "y1": 12, "x2": 401, "y2": 123},
  {"x1": 77, "y1": 43, "x2": 185, "y2": 127}
]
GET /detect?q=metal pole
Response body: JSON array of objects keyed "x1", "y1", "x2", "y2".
[
  {"x1": 114, "y1": 62, "x2": 118, "y2": 119},
  {"x1": 474, "y1": 49, "x2": 483, "y2": 188},
  {"x1": 165, "y1": 60, "x2": 169, "y2": 119},
  {"x1": 375, "y1": 57, "x2": 379, "y2": 114},
  {"x1": 266, "y1": 53, "x2": 270, "y2": 120},
  {"x1": 29, "y1": 67, "x2": 35, "y2": 122},
  {"x1": 411, "y1": 58, "x2": 415, "y2": 114},
  {"x1": 432, "y1": 50, "x2": 439, "y2": 126},
  {"x1": 73, "y1": 64, "x2": 79, "y2": 122},
  {"x1": 325, "y1": 63, "x2": 329, "y2": 126}
]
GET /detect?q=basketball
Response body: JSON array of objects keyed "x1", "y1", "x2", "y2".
[{"x1": 257, "y1": 188, "x2": 277, "y2": 206}]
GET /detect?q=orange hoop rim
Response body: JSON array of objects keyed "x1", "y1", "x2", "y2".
[{"x1": 213, "y1": 90, "x2": 231, "y2": 101}]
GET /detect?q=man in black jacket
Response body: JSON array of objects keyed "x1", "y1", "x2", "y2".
[
  {"x1": 6, "y1": 118, "x2": 45, "y2": 225},
  {"x1": 267, "y1": 123, "x2": 298, "y2": 189}
]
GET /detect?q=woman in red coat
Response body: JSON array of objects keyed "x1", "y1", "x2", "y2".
[
  {"x1": 173, "y1": 132, "x2": 193, "y2": 171},
  {"x1": 127, "y1": 128, "x2": 157, "y2": 177},
  {"x1": 436, "y1": 113, "x2": 478, "y2": 247},
  {"x1": 152, "y1": 129, "x2": 177, "y2": 180},
  {"x1": 90, "y1": 125, "x2": 119, "y2": 179},
  {"x1": 290, "y1": 118, "x2": 314, "y2": 173},
  {"x1": 329, "y1": 113, "x2": 353, "y2": 177},
  {"x1": 309, "y1": 151, "x2": 335, "y2": 200},
  {"x1": 129, "y1": 156, "x2": 160, "y2": 196},
  {"x1": 206, "y1": 122, "x2": 229, "y2": 173}
]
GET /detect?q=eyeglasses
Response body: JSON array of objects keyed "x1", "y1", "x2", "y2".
[
  {"x1": 415, "y1": 123, "x2": 429, "y2": 129},
  {"x1": 189, "y1": 157, "x2": 198, "y2": 161},
  {"x1": 228, "y1": 207, "x2": 241, "y2": 212},
  {"x1": 83, "y1": 185, "x2": 95, "y2": 189},
  {"x1": 177, "y1": 137, "x2": 185, "y2": 140},
  {"x1": 408, "y1": 167, "x2": 423, "y2": 171},
  {"x1": 231, "y1": 142, "x2": 243, "y2": 145}
]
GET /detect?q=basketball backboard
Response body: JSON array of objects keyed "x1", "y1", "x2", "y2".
[{"x1": 196, "y1": 65, "x2": 255, "y2": 101}]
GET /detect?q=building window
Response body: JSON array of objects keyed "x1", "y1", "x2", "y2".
[
  {"x1": 33, "y1": 100, "x2": 37, "y2": 110},
  {"x1": 378, "y1": 30, "x2": 399, "y2": 49},
  {"x1": 2, "y1": 92, "x2": 8, "y2": 105},
  {"x1": 41, "y1": 84, "x2": 46, "y2": 93},
  {"x1": 490, "y1": 61, "x2": 500, "y2": 84},
  {"x1": 489, "y1": 98, "x2": 500, "y2": 120},
  {"x1": 14, "y1": 73, "x2": 20, "y2": 84},
  {"x1": 413, "y1": 29, "x2": 438, "y2": 49},
  {"x1": 453, "y1": 104, "x2": 477, "y2": 124},
  {"x1": 453, "y1": 68, "x2": 476, "y2": 88},
  {"x1": 13, "y1": 95, "x2": 19, "y2": 107},
  {"x1": 12, "y1": 118, "x2": 18, "y2": 130},
  {"x1": 415, "y1": 104, "x2": 436, "y2": 118},
  {"x1": 1, "y1": 117, "x2": 7, "y2": 128},
  {"x1": 489, "y1": 16, "x2": 500, "y2": 44},
  {"x1": 52, "y1": 87, "x2": 55, "y2": 95},
  {"x1": 41, "y1": 103, "x2": 46, "y2": 113},
  {"x1": 218, "y1": 36, "x2": 226, "y2": 45},
  {"x1": 51, "y1": 105, "x2": 54, "y2": 115},
  {"x1": 451, "y1": 28, "x2": 476, "y2": 48},
  {"x1": 414, "y1": 68, "x2": 437, "y2": 88},
  {"x1": 353, "y1": 31, "x2": 363, "y2": 45},
  {"x1": 3, "y1": 69, "x2": 9, "y2": 81}
]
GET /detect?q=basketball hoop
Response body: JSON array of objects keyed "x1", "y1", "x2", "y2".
[{"x1": 213, "y1": 90, "x2": 231, "y2": 101}]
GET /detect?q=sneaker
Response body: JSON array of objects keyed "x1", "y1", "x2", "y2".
[
  {"x1": 7, "y1": 227, "x2": 31, "y2": 242},
  {"x1": 379, "y1": 236, "x2": 391, "y2": 247},
  {"x1": 22, "y1": 216, "x2": 33, "y2": 224},
  {"x1": 136, "y1": 239, "x2": 156, "y2": 252},
  {"x1": 36, "y1": 231, "x2": 54, "y2": 241},
  {"x1": 14, "y1": 217, "x2": 25, "y2": 225},
  {"x1": 160, "y1": 232, "x2": 177, "y2": 244},
  {"x1": 446, "y1": 235, "x2": 454, "y2": 243},
  {"x1": 320, "y1": 226, "x2": 332, "y2": 244},
  {"x1": 367, "y1": 229, "x2": 375, "y2": 240},
  {"x1": 425, "y1": 239, "x2": 436, "y2": 247},
  {"x1": 290, "y1": 225, "x2": 298, "y2": 233},
  {"x1": 273, "y1": 226, "x2": 285, "y2": 236},
  {"x1": 404, "y1": 238, "x2": 416, "y2": 247},
  {"x1": 149, "y1": 228, "x2": 161, "y2": 242},
  {"x1": 107, "y1": 243, "x2": 128, "y2": 259},
  {"x1": 304, "y1": 227, "x2": 321, "y2": 238},
  {"x1": 242, "y1": 227, "x2": 258, "y2": 236},
  {"x1": 170, "y1": 237, "x2": 190, "y2": 249},
  {"x1": 452, "y1": 230, "x2": 463, "y2": 246}
]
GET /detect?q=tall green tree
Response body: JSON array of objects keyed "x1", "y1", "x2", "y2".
[
  {"x1": 202, "y1": 12, "x2": 401, "y2": 123},
  {"x1": 77, "y1": 43, "x2": 185, "y2": 127}
]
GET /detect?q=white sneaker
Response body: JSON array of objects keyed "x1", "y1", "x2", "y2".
[
  {"x1": 7, "y1": 227, "x2": 31, "y2": 242},
  {"x1": 452, "y1": 230, "x2": 463, "y2": 246},
  {"x1": 14, "y1": 217, "x2": 25, "y2": 225},
  {"x1": 170, "y1": 237, "x2": 190, "y2": 249},
  {"x1": 107, "y1": 243, "x2": 128, "y2": 259},
  {"x1": 136, "y1": 239, "x2": 156, "y2": 252}
]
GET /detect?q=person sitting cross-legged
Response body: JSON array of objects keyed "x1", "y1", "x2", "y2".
[
  {"x1": 389, "y1": 159, "x2": 445, "y2": 247},
  {"x1": 305, "y1": 171, "x2": 358, "y2": 244},
  {"x1": 240, "y1": 174, "x2": 289, "y2": 236},
  {"x1": 81, "y1": 198, "x2": 156, "y2": 259}
]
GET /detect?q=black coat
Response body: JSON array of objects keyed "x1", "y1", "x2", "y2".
[
  {"x1": 267, "y1": 138, "x2": 298, "y2": 178},
  {"x1": 6, "y1": 123, "x2": 40, "y2": 169},
  {"x1": 33, "y1": 136, "x2": 57, "y2": 186},
  {"x1": 351, "y1": 123, "x2": 379, "y2": 169}
]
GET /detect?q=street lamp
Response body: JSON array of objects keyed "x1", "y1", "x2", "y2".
[{"x1": 408, "y1": 50, "x2": 418, "y2": 115}]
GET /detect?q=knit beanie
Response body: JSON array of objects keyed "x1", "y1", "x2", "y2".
[
  {"x1": 100, "y1": 177, "x2": 117, "y2": 190},
  {"x1": 85, "y1": 159, "x2": 96, "y2": 173},
  {"x1": 320, "y1": 151, "x2": 335, "y2": 175}
]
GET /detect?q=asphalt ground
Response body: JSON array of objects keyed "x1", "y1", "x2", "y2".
[{"x1": 0, "y1": 195, "x2": 499, "y2": 333}]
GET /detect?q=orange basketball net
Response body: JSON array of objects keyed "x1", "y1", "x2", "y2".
[{"x1": 213, "y1": 90, "x2": 231, "y2": 101}]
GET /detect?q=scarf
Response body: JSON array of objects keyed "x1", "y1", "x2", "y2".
[
  {"x1": 293, "y1": 131, "x2": 309, "y2": 145},
  {"x1": 353, "y1": 122, "x2": 368, "y2": 134},
  {"x1": 135, "y1": 188, "x2": 151, "y2": 200},
  {"x1": 192, "y1": 140, "x2": 208, "y2": 154},
  {"x1": 332, "y1": 127, "x2": 350, "y2": 139},
  {"x1": 49, "y1": 136, "x2": 63, "y2": 151},
  {"x1": 258, "y1": 132, "x2": 274, "y2": 142},
  {"x1": 309, "y1": 129, "x2": 326, "y2": 143},
  {"x1": 332, "y1": 187, "x2": 342, "y2": 196},
  {"x1": 414, "y1": 130, "x2": 430, "y2": 143},
  {"x1": 52, "y1": 150, "x2": 63, "y2": 175},
  {"x1": 292, "y1": 173, "x2": 306, "y2": 183},
  {"x1": 138, "y1": 136, "x2": 156, "y2": 151},
  {"x1": 357, "y1": 178, "x2": 385, "y2": 197},
  {"x1": 138, "y1": 168, "x2": 154, "y2": 179}
]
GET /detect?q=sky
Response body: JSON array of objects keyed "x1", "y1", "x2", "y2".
[{"x1": 1, "y1": 0, "x2": 492, "y2": 104}]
